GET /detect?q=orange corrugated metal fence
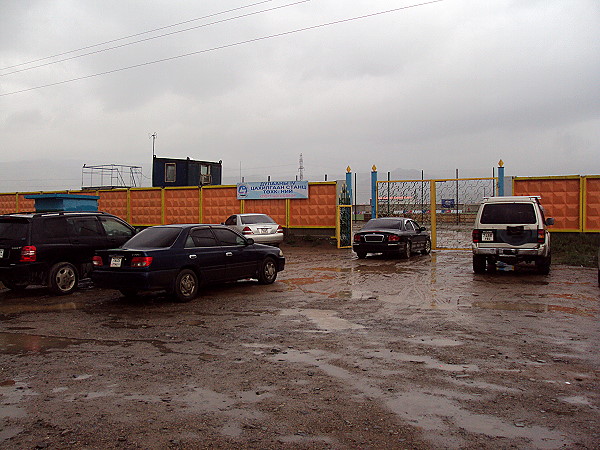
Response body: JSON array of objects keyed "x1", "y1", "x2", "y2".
[
  {"x1": 583, "y1": 176, "x2": 600, "y2": 232},
  {"x1": 0, "y1": 182, "x2": 339, "y2": 233},
  {"x1": 513, "y1": 176, "x2": 599, "y2": 232}
]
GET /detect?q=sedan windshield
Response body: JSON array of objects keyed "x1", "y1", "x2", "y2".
[
  {"x1": 123, "y1": 227, "x2": 181, "y2": 249},
  {"x1": 362, "y1": 219, "x2": 403, "y2": 230},
  {"x1": 241, "y1": 215, "x2": 275, "y2": 225}
]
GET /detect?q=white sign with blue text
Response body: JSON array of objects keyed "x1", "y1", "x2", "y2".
[{"x1": 236, "y1": 181, "x2": 309, "y2": 200}]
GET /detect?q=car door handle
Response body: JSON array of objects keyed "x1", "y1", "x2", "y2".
[
  {"x1": 189, "y1": 254, "x2": 197, "y2": 259},
  {"x1": 225, "y1": 252, "x2": 233, "y2": 257}
]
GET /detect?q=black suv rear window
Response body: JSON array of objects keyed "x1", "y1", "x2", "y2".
[
  {"x1": 480, "y1": 203, "x2": 537, "y2": 224},
  {"x1": 123, "y1": 227, "x2": 181, "y2": 249},
  {"x1": 0, "y1": 219, "x2": 29, "y2": 241}
]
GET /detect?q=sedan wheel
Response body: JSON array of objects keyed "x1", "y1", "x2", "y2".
[
  {"x1": 421, "y1": 239, "x2": 431, "y2": 255},
  {"x1": 258, "y1": 258, "x2": 278, "y2": 284},
  {"x1": 401, "y1": 241, "x2": 411, "y2": 259},
  {"x1": 174, "y1": 269, "x2": 199, "y2": 302},
  {"x1": 48, "y1": 262, "x2": 78, "y2": 295}
]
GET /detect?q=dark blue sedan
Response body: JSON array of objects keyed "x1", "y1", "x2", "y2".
[{"x1": 91, "y1": 224, "x2": 285, "y2": 302}]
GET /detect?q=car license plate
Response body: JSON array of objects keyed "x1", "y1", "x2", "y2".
[
  {"x1": 258, "y1": 228, "x2": 269, "y2": 234},
  {"x1": 110, "y1": 257, "x2": 123, "y2": 268},
  {"x1": 482, "y1": 231, "x2": 494, "y2": 242}
]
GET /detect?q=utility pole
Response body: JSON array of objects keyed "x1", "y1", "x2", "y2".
[
  {"x1": 150, "y1": 132, "x2": 157, "y2": 158},
  {"x1": 298, "y1": 153, "x2": 304, "y2": 181}
]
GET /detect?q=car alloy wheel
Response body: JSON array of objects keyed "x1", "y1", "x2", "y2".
[
  {"x1": 258, "y1": 258, "x2": 277, "y2": 284},
  {"x1": 48, "y1": 262, "x2": 78, "y2": 295},
  {"x1": 174, "y1": 269, "x2": 199, "y2": 302}
]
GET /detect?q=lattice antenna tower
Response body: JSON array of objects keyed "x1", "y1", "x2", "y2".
[{"x1": 298, "y1": 153, "x2": 304, "y2": 181}]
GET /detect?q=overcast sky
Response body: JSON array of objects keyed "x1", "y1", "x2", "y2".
[{"x1": 1, "y1": 0, "x2": 599, "y2": 193}]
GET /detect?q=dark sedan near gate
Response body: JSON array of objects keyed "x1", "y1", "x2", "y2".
[
  {"x1": 91, "y1": 224, "x2": 285, "y2": 302},
  {"x1": 353, "y1": 217, "x2": 431, "y2": 259}
]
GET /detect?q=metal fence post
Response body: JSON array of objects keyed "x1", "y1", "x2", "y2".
[
  {"x1": 371, "y1": 166, "x2": 378, "y2": 218},
  {"x1": 498, "y1": 160, "x2": 505, "y2": 196},
  {"x1": 430, "y1": 180, "x2": 437, "y2": 250}
]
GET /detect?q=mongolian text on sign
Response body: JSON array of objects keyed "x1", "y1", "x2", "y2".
[{"x1": 236, "y1": 181, "x2": 309, "y2": 200}]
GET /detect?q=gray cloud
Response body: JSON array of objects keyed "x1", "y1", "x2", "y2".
[{"x1": 1, "y1": 0, "x2": 599, "y2": 194}]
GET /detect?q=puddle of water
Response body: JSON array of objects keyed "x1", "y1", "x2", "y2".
[
  {"x1": 376, "y1": 351, "x2": 478, "y2": 373},
  {"x1": 329, "y1": 290, "x2": 375, "y2": 300},
  {"x1": 386, "y1": 391, "x2": 570, "y2": 449},
  {"x1": 354, "y1": 264, "x2": 412, "y2": 274},
  {"x1": 282, "y1": 276, "x2": 335, "y2": 287},
  {"x1": 471, "y1": 301, "x2": 595, "y2": 317},
  {"x1": 0, "y1": 403, "x2": 27, "y2": 419},
  {"x1": 0, "y1": 332, "x2": 178, "y2": 355},
  {"x1": 560, "y1": 395, "x2": 592, "y2": 406},
  {"x1": 72, "y1": 374, "x2": 93, "y2": 381},
  {"x1": 0, "y1": 332, "x2": 87, "y2": 354},
  {"x1": 280, "y1": 309, "x2": 365, "y2": 331},
  {"x1": 102, "y1": 321, "x2": 154, "y2": 330},
  {"x1": 404, "y1": 336, "x2": 463, "y2": 347},
  {"x1": 0, "y1": 381, "x2": 35, "y2": 429},
  {"x1": 0, "y1": 302, "x2": 82, "y2": 315},
  {"x1": 0, "y1": 426, "x2": 23, "y2": 442},
  {"x1": 311, "y1": 267, "x2": 353, "y2": 273},
  {"x1": 278, "y1": 434, "x2": 336, "y2": 446}
]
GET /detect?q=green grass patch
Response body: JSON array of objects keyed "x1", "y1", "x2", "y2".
[{"x1": 552, "y1": 233, "x2": 599, "y2": 267}]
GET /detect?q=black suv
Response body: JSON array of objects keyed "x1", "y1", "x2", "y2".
[{"x1": 0, "y1": 211, "x2": 135, "y2": 295}]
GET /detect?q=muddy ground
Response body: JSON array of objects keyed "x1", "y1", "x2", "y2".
[{"x1": 0, "y1": 246, "x2": 598, "y2": 449}]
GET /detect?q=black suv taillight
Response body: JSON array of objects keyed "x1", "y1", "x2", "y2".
[
  {"x1": 20, "y1": 246, "x2": 37, "y2": 262},
  {"x1": 472, "y1": 230, "x2": 481, "y2": 243},
  {"x1": 353, "y1": 234, "x2": 361, "y2": 243}
]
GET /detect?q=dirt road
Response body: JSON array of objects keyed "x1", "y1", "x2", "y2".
[{"x1": 1, "y1": 246, "x2": 598, "y2": 449}]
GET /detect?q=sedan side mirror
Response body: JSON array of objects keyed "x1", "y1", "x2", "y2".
[
  {"x1": 546, "y1": 218, "x2": 555, "y2": 226},
  {"x1": 246, "y1": 238, "x2": 255, "y2": 245},
  {"x1": 420, "y1": 226, "x2": 427, "y2": 232}
]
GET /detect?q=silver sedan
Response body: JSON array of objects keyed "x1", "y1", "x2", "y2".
[{"x1": 223, "y1": 213, "x2": 284, "y2": 246}]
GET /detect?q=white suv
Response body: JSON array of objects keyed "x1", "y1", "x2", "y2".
[{"x1": 472, "y1": 196, "x2": 554, "y2": 274}]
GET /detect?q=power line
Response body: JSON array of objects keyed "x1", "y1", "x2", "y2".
[
  {"x1": 0, "y1": 0, "x2": 275, "y2": 72},
  {"x1": 1, "y1": 0, "x2": 311, "y2": 76},
  {"x1": 0, "y1": 0, "x2": 444, "y2": 97}
]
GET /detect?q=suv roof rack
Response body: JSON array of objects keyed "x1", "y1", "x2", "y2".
[{"x1": 1, "y1": 211, "x2": 112, "y2": 218}]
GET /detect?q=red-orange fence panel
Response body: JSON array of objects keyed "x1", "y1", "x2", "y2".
[
  {"x1": 289, "y1": 182, "x2": 337, "y2": 228},
  {"x1": 202, "y1": 186, "x2": 240, "y2": 224},
  {"x1": 98, "y1": 190, "x2": 129, "y2": 221},
  {"x1": 17, "y1": 194, "x2": 36, "y2": 213},
  {"x1": 130, "y1": 188, "x2": 162, "y2": 226},
  {"x1": 164, "y1": 187, "x2": 200, "y2": 224},
  {"x1": 243, "y1": 199, "x2": 287, "y2": 226},
  {"x1": 584, "y1": 176, "x2": 600, "y2": 232},
  {"x1": 513, "y1": 177, "x2": 581, "y2": 231},
  {"x1": 0, "y1": 194, "x2": 17, "y2": 214}
]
